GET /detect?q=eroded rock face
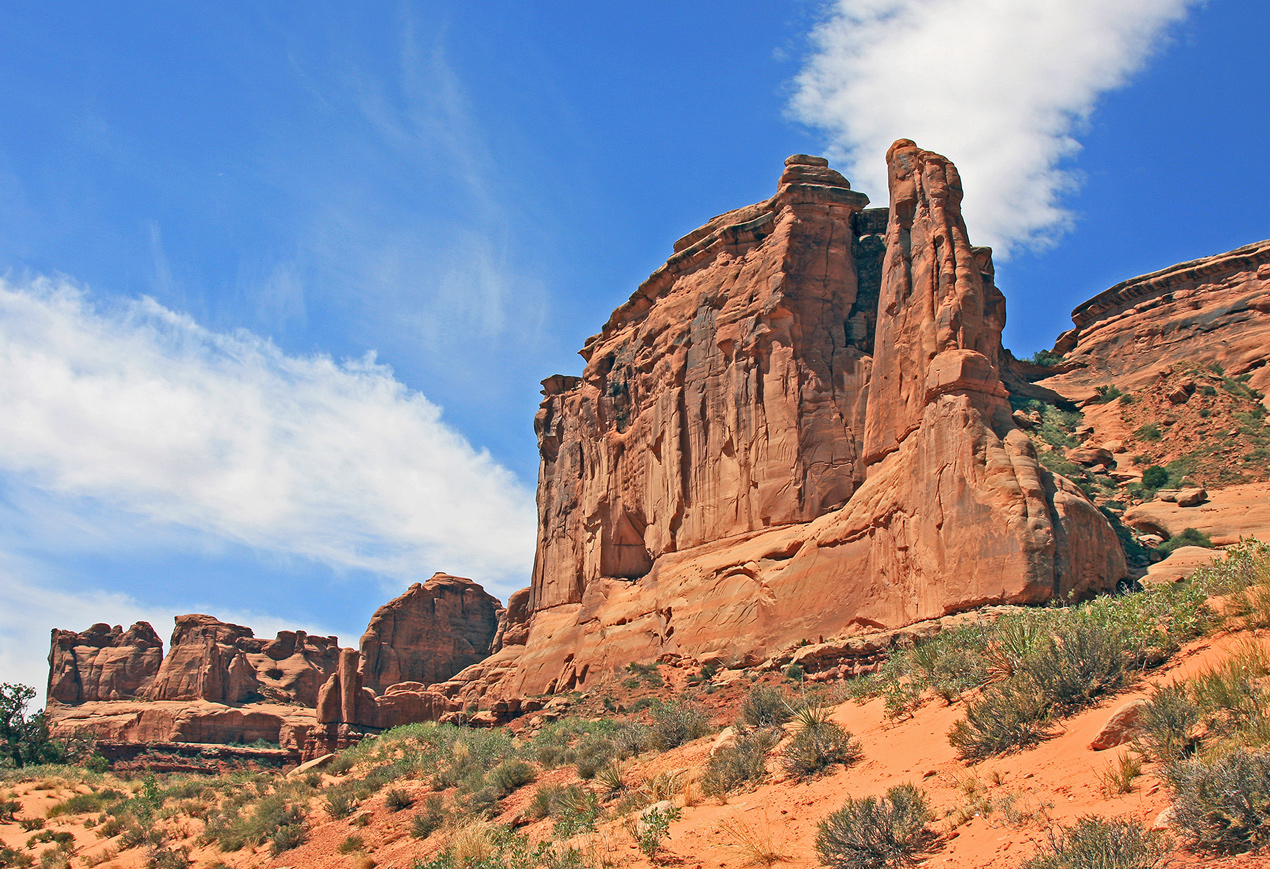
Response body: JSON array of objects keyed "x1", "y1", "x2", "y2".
[
  {"x1": 455, "y1": 144, "x2": 1125, "y2": 704},
  {"x1": 143, "y1": 615, "x2": 340, "y2": 706},
  {"x1": 47, "y1": 623, "x2": 163, "y2": 704},
  {"x1": 1038, "y1": 239, "x2": 1270, "y2": 402},
  {"x1": 358, "y1": 573, "x2": 502, "y2": 693},
  {"x1": 532, "y1": 155, "x2": 878, "y2": 609}
]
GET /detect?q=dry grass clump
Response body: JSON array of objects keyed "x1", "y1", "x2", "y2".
[
  {"x1": 815, "y1": 784, "x2": 932, "y2": 869},
  {"x1": 1165, "y1": 747, "x2": 1270, "y2": 853},
  {"x1": 716, "y1": 811, "x2": 790, "y2": 867},
  {"x1": 1020, "y1": 816, "x2": 1166, "y2": 869},
  {"x1": 702, "y1": 729, "x2": 780, "y2": 799},
  {"x1": 410, "y1": 793, "x2": 445, "y2": 839},
  {"x1": 783, "y1": 705, "x2": 860, "y2": 779}
]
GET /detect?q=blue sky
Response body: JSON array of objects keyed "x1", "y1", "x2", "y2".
[{"x1": 2, "y1": 0, "x2": 1267, "y2": 699}]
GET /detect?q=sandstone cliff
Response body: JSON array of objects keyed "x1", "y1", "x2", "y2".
[
  {"x1": 357, "y1": 573, "x2": 501, "y2": 693},
  {"x1": 47, "y1": 622, "x2": 163, "y2": 704},
  {"x1": 1037, "y1": 239, "x2": 1270, "y2": 403},
  {"x1": 452, "y1": 144, "x2": 1126, "y2": 705}
]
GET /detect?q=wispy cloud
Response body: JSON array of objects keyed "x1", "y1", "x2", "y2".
[
  {"x1": 790, "y1": 0, "x2": 1201, "y2": 254},
  {"x1": 0, "y1": 277, "x2": 537, "y2": 584}
]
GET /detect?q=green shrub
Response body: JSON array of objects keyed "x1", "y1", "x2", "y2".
[
  {"x1": 1158, "y1": 527, "x2": 1214, "y2": 555},
  {"x1": 1134, "y1": 683, "x2": 1200, "y2": 763},
  {"x1": 384, "y1": 787, "x2": 412, "y2": 812},
  {"x1": 1135, "y1": 424, "x2": 1162, "y2": 442},
  {"x1": 0, "y1": 684, "x2": 62, "y2": 768},
  {"x1": 612, "y1": 722, "x2": 652, "y2": 759},
  {"x1": 701, "y1": 729, "x2": 780, "y2": 797},
  {"x1": 635, "y1": 803, "x2": 680, "y2": 861},
  {"x1": 323, "y1": 790, "x2": 358, "y2": 820},
  {"x1": 815, "y1": 784, "x2": 932, "y2": 869},
  {"x1": 410, "y1": 794, "x2": 444, "y2": 839},
  {"x1": 625, "y1": 661, "x2": 663, "y2": 687},
  {"x1": 948, "y1": 680, "x2": 1051, "y2": 759},
  {"x1": 1020, "y1": 616, "x2": 1129, "y2": 711},
  {"x1": 1093, "y1": 384, "x2": 1124, "y2": 404},
  {"x1": 1021, "y1": 816, "x2": 1165, "y2": 869},
  {"x1": 205, "y1": 794, "x2": 304, "y2": 852},
  {"x1": 0, "y1": 846, "x2": 33, "y2": 868},
  {"x1": 338, "y1": 834, "x2": 363, "y2": 854},
  {"x1": 0, "y1": 797, "x2": 19, "y2": 822},
  {"x1": 489, "y1": 758, "x2": 536, "y2": 795},
  {"x1": 574, "y1": 736, "x2": 615, "y2": 780},
  {"x1": 738, "y1": 685, "x2": 792, "y2": 729},
  {"x1": 1141, "y1": 466, "x2": 1169, "y2": 489},
  {"x1": 457, "y1": 786, "x2": 501, "y2": 819},
  {"x1": 1165, "y1": 748, "x2": 1270, "y2": 852},
  {"x1": 1028, "y1": 350, "x2": 1063, "y2": 367},
  {"x1": 595, "y1": 762, "x2": 627, "y2": 799},
  {"x1": 550, "y1": 784, "x2": 600, "y2": 837},
  {"x1": 269, "y1": 822, "x2": 306, "y2": 855},
  {"x1": 649, "y1": 700, "x2": 711, "y2": 751},
  {"x1": 783, "y1": 707, "x2": 860, "y2": 779}
]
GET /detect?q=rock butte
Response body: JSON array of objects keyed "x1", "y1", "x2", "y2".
[
  {"x1": 44, "y1": 143, "x2": 1270, "y2": 755},
  {"x1": 446, "y1": 142, "x2": 1125, "y2": 708}
]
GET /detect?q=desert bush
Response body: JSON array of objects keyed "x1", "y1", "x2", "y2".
[
  {"x1": 738, "y1": 685, "x2": 792, "y2": 729},
  {"x1": 783, "y1": 707, "x2": 860, "y2": 779},
  {"x1": 457, "y1": 785, "x2": 501, "y2": 819},
  {"x1": 649, "y1": 700, "x2": 711, "y2": 751},
  {"x1": 410, "y1": 793, "x2": 444, "y2": 839},
  {"x1": 815, "y1": 784, "x2": 932, "y2": 869},
  {"x1": 1158, "y1": 527, "x2": 1215, "y2": 556},
  {"x1": 269, "y1": 822, "x2": 306, "y2": 855},
  {"x1": 0, "y1": 846, "x2": 33, "y2": 868},
  {"x1": 48, "y1": 789, "x2": 120, "y2": 817},
  {"x1": 1166, "y1": 748, "x2": 1270, "y2": 852},
  {"x1": 702, "y1": 729, "x2": 780, "y2": 798},
  {"x1": 0, "y1": 795, "x2": 18, "y2": 822},
  {"x1": 635, "y1": 803, "x2": 680, "y2": 861},
  {"x1": 1021, "y1": 816, "x2": 1165, "y2": 869},
  {"x1": 948, "y1": 680, "x2": 1051, "y2": 759},
  {"x1": 574, "y1": 736, "x2": 615, "y2": 780},
  {"x1": 1019, "y1": 615, "x2": 1130, "y2": 711},
  {"x1": 489, "y1": 758, "x2": 536, "y2": 795},
  {"x1": 595, "y1": 762, "x2": 627, "y2": 799},
  {"x1": 384, "y1": 787, "x2": 413, "y2": 812},
  {"x1": 324, "y1": 790, "x2": 359, "y2": 819},
  {"x1": 338, "y1": 834, "x2": 364, "y2": 853},
  {"x1": 612, "y1": 722, "x2": 652, "y2": 759},
  {"x1": 1134, "y1": 683, "x2": 1200, "y2": 763},
  {"x1": 625, "y1": 661, "x2": 663, "y2": 688},
  {"x1": 205, "y1": 794, "x2": 304, "y2": 852},
  {"x1": 1136, "y1": 424, "x2": 1162, "y2": 442},
  {"x1": 1141, "y1": 466, "x2": 1169, "y2": 489},
  {"x1": 145, "y1": 846, "x2": 190, "y2": 869}
]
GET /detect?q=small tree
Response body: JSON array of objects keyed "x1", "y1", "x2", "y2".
[{"x1": 0, "y1": 683, "x2": 62, "y2": 767}]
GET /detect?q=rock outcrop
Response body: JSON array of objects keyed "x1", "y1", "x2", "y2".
[
  {"x1": 531, "y1": 156, "x2": 880, "y2": 609},
  {"x1": 146, "y1": 615, "x2": 340, "y2": 707},
  {"x1": 1037, "y1": 239, "x2": 1270, "y2": 403},
  {"x1": 450, "y1": 143, "x2": 1125, "y2": 706},
  {"x1": 357, "y1": 573, "x2": 502, "y2": 693},
  {"x1": 47, "y1": 622, "x2": 163, "y2": 704}
]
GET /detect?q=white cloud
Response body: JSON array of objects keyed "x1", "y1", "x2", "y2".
[
  {"x1": 0, "y1": 277, "x2": 537, "y2": 584},
  {"x1": 790, "y1": 0, "x2": 1201, "y2": 254}
]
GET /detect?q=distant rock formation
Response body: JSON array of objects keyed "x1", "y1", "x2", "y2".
[
  {"x1": 451, "y1": 143, "x2": 1126, "y2": 706},
  {"x1": 48, "y1": 622, "x2": 163, "y2": 704},
  {"x1": 146, "y1": 615, "x2": 340, "y2": 707},
  {"x1": 357, "y1": 573, "x2": 502, "y2": 693},
  {"x1": 1038, "y1": 238, "x2": 1270, "y2": 403}
]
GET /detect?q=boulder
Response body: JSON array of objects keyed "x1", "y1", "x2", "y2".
[
  {"x1": 47, "y1": 622, "x2": 163, "y2": 704},
  {"x1": 358, "y1": 573, "x2": 502, "y2": 693},
  {"x1": 1089, "y1": 698, "x2": 1150, "y2": 750},
  {"x1": 1067, "y1": 446, "x2": 1114, "y2": 467},
  {"x1": 1177, "y1": 488, "x2": 1208, "y2": 507}
]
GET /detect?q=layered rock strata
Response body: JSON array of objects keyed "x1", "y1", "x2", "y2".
[
  {"x1": 1037, "y1": 239, "x2": 1270, "y2": 402},
  {"x1": 453, "y1": 144, "x2": 1125, "y2": 705}
]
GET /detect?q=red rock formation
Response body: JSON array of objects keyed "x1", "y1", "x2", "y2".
[
  {"x1": 357, "y1": 573, "x2": 501, "y2": 693},
  {"x1": 143, "y1": 615, "x2": 340, "y2": 706},
  {"x1": 532, "y1": 155, "x2": 877, "y2": 609},
  {"x1": 47, "y1": 622, "x2": 163, "y2": 704},
  {"x1": 450, "y1": 144, "x2": 1125, "y2": 705},
  {"x1": 1036, "y1": 239, "x2": 1270, "y2": 402}
]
